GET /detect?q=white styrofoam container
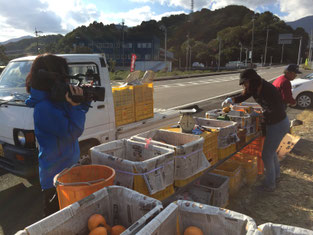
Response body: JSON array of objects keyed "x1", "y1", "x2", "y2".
[
  {"x1": 130, "y1": 129, "x2": 210, "y2": 181},
  {"x1": 16, "y1": 186, "x2": 162, "y2": 235},
  {"x1": 258, "y1": 222, "x2": 313, "y2": 235},
  {"x1": 90, "y1": 139, "x2": 175, "y2": 195},
  {"x1": 137, "y1": 200, "x2": 259, "y2": 235},
  {"x1": 194, "y1": 117, "x2": 238, "y2": 148}
]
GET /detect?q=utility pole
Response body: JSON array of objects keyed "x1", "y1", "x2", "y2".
[
  {"x1": 251, "y1": 15, "x2": 255, "y2": 65},
  {"x1": 264, "y1": 27, "x2": 270, "y2": 66},
  {"x1": 218, "y1": 37, "x2": 221, "y2": 71},
  {"x1": 280, "y1": 44, "x2": 284, "y2": 64},
  {"x1": 239, "y1": 42, "x2": 242, "y2": 62},
  {"x1": 186, "y1": 34, "x2": 189, "y2": 70},
  {"x1": 297, "y1": 37, "x2": 302, "y2": 65},
  {"x1": 160, "y1": 25, "x2": 167, "y2": 70},
  {"x1": 34, "y1": 27, "x2": 43, "y2": 54},
  {"x1": 122, "y1": 19, "x2": 125, "y2": 68},
  {"x1": 245, "y1": 48, "x2": 248, "y2": 67},
  {"x1": 309, "y1": 30, "x2": 312, "y2": 63}
]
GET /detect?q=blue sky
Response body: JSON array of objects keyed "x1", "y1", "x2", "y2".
[{"x1": 0, "y1": 0, "x2": 312, "y2": 43}]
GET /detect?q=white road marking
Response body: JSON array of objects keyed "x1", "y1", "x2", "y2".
[{"x1": 168, "y1": 76, "x2": 277, "y2": 110}]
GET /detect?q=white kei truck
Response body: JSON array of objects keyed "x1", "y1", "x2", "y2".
[{"x1": 0, "y1": 54, "x2": 179, "y2": 180}]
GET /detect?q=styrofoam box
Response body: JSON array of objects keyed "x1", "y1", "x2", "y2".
[
  {"x1": 131, "y1": 129, "x2": 210, "y2": 181},
  {"x1": 258, "y1": 222, "x2": 313, "y2": 235},
  {"x1": 90, "y1": 139, "x2": 175, "y2": 195},
  {"x1": 137, "y1": 200, "x2": 259, "y2": 235},
  {"x1": 194, "y1": 117, "x2": 238, "y2": 148},
  {"x1": 16, "y1": 186, "x2": 162, "y2": 235}
]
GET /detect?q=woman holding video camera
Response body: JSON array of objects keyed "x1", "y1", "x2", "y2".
[{"x1": 25, "y1": 54, "x2": 90, "y2": 216}]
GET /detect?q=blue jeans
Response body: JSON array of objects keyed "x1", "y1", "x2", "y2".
[{"x1": 262, "y1": 116, "x2": 290, "y2": 188}]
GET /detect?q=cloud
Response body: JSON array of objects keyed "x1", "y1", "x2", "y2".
[{"x1": 279, "y1": 0, "x2": 313, "y2": 21}]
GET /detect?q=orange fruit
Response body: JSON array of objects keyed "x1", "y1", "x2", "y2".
[
  {"x1": 111, "y1": 225, "x2": 126, "y2": 235},
  {"x1": 88, "y1": 214, "x2": 106, "y2": 231},
  {"x1": 104, "y1": 224, "x2": 112, "y2": 234},
  {"x1": 89, "y1": 227, "x2": 107, "y2": 235},
  {"x1": 184, "y1": 226, "x2": 204, "y2": 235}
]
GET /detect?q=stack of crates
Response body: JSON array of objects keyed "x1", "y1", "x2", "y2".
[
  {"x1": 212, "y1": 161, "x2": 243, "y2": 196},
  {"x1": 90, "y1": 139, "x2": 175, "y2": 201},
  {"x1": 130, "y1": 129, "x2": 210, "y2": 188},
  {"x1": 161, "y1": 126, "x2": 219, "y2": 166},
  {"x1": 240, "y1": 136, "x2": 265, "y2": 175},
  {"x1": 112, "y1": 85, "x2": 135, "y2": 126},
  {"x1": 133, "y1": 83, "x2": 154, "y2": 121},
  {"x1": 231, "y1": 152, "x2": 258, "y2": 185},
  {"x1": 195, "y1": 117, "x2": 238, "y2": 160}
]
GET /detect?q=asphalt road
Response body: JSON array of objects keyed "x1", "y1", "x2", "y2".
[{"x1": 0, "y1": 66, "x2": 307, "y2": 235}]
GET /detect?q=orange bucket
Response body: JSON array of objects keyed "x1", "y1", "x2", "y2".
[{"x1": 54, "y1": 164, "x2": 115, "y2": 209}]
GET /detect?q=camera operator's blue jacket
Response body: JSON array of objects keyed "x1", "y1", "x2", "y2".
[{"x1": 25, "y1": 88, "x2": 89, "y2": 189}]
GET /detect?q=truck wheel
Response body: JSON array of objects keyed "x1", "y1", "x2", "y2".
[
  {"x1": 296, "y1": 92, "x2": 313, "y2": 109},
  {"x1": 79, "y1": 139, "x2": 100, "y2": 165}
]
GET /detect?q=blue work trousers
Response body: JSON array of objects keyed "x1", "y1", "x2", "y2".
[{"x1": 262, "y1": 116, "x2": 290, "y2": 188}]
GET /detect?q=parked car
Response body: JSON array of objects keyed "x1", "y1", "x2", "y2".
[
  {"x1": 225, "y1": 61, "x2": 245, "y2": 69},
  {"x1": 291, "y1": 72, "x2": 313, "y2": 108}
]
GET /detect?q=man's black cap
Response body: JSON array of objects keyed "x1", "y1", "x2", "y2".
[
  {"x1": 239, "y1": 69, "x2": 261, "y2": 85},
  {"x1": 285, "y1": 64, "x2": 302, "y2": 74}
]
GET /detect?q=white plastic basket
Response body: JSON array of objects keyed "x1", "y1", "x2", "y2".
[
  {"x1": 130, "y1": 129, "x2": 210, "y2": 181},
  {"x1": 194, "y1": 117, "x2": 239, "y2": 148},
  {"x1": 137, "y1": 200, "x2": 258, "y2": 235},
  {"x1": 90, "y1": 139, "x2": 175, "y2": 195},
  {"x1": 16, "y1": 186, "x2": 162, "y2": 235},
  {"x1": 258, "y1": 222, "x2": 313, "y2": 235}
]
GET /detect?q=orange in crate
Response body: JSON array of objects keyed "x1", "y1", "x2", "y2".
[{"x1": 54, "y1": 165, "x2": 115, "y2": 209}]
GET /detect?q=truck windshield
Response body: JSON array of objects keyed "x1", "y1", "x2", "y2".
[
  {"x1": 0, "y1": 60, "x2": 100, "y2": 103},
  {"x1": 0, "y1": 61, "x2": 32, "y2": 103}
]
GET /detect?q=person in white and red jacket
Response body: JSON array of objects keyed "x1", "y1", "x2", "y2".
[{"x1": 272, "y1": 64, "x2": 301, "y2": 109}]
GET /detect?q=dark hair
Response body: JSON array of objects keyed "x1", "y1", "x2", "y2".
[
  {"x1": 26, "y1": 54, "x2": 69, "y2": 93},
  {"x1": 242, "y1": 75, "x2": 262, "y2": 95}
]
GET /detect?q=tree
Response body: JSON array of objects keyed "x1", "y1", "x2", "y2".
[{"x1": 0, "y1": 45, "x2": 9, "y2": 65}]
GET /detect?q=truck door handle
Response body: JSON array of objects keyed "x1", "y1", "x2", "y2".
[{"x1": 97, "y1": 105, "x2": 105, "y2": 109}]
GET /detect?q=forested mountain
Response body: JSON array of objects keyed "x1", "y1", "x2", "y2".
[
  {"x1": 287, "y1": 16, "x2": 313, "y2": 34},
  {"x1": 2, "y1": 5, "x2": 309, "y2": 66}
]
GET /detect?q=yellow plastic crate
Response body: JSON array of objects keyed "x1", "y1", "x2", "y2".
[
  {"x1": 134, "y1": 173, "x2": 174, "y2": 201},
  {"x1": 114, "y1": 104, "x2": 135, "y2": 127},
  {"x1": 231, "y1": 152, "x2": 257, "y2": 185},
  {"x1": 201, "y1": 130, "x2": 218, "y2": 165},
  {"x1": 161, "y1": 127, "x2": 218, "y2": 166},
  {"x1": 174, "y1": 170, "x2": 204, "y2": 187},
  {"x1": 246, "y1": 133, "x2": 257, "y2": 143},
  {"x1": 212, "y1": 161, "x2": 243, "y2": 196},
  {"x1": 135, "y1": 100, "x2": 154, "y2": 121},
  {"x1": 112, "y1": 85, "x2": 134, "y2": 107},
  {"x1": 113, "y1": 85, "x2": 135, "y2": 126},
  {"x1": 133, "y1": 83, "x2": 153, "y2": 103},
  {"x1": 218, "y1": 143, "x2": 236, "y2": 160}
]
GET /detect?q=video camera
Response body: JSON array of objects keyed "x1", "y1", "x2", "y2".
[{"x1": 36, "y1": 69, "x2": 105, "y2": 103}]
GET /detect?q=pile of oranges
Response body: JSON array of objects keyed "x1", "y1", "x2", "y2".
[{"x1": 88, "y1": 214, "x2": 126, "y2": 235}]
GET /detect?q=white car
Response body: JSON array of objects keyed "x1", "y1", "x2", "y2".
[{"x1": 291, "y1": 72, "x2": 313, "y2": 108}]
